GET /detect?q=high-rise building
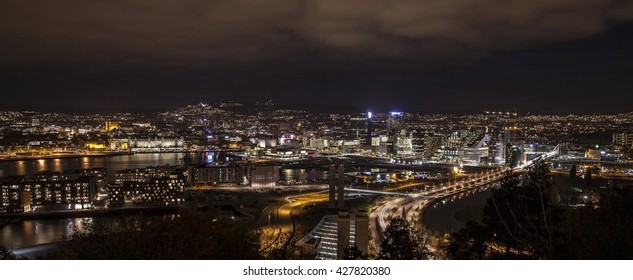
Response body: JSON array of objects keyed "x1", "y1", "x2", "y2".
[
  {"x1": 366, "y1": 112, "x2": 373, "y2": 145},
  {"x1": 386, "y1": 112, "x2": 406, "y2": 156},
  {"x1": 506, "y1": 144, "x2": 523, "y2": 168},
  {"x1": 349, "y1": 113, "x2": 371, "y2": 145},
  {"x1": 442, "y1": 131, "x2": 464, "y2": 161},
  {"x1": 387, "y1": 112, "x2": 405, "y2": 131}
]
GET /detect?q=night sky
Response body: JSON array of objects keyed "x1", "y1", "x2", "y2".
[{"x1": 1, "y1": 0, "x2": 633, "y2": 114}]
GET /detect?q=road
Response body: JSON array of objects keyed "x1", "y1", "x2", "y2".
[
  {"x1": 258, "y1": 186, "x2": 330, "y2": 254},
  {"x1": 369, "y1": 168, "x2": 510, "y2": 252},
  {"x1": 368, "y1": 147, "x2": 561, "y2": 253}
]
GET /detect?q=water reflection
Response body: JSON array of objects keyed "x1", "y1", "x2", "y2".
[
  {"x1": 81, "y1": 157, "x2": 90, "y2": 169},
  {"x1": 282, "y1": 168, "x2": 328, "y2": 184},
  {"x1": 16, "y1": 161, "x2": 26, "y2": 176},
  {"x1": 423, "y1": 189, "x2": 492, "y2": 233},
  {"x1": 1, "y1": 218, "x2": 92, "y2": 248},
  {"x1": 0, "y1": 152, "x2": 234, "y2": 249},
  {"x1": 206, "y1": 152, "x2": 215, "y2": 164},
  {"x1": 0, "y1": 152, "x2": 220, "y2": 181}
]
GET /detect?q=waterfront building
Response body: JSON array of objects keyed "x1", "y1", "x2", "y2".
[
  {"x1": 128, "y1": 137, "x2": 185, "y2": 152},
  {"x1": 115, "y1": 173, "x2": 186, "y2": 207},
  {"x1": 250, "y1": 165, "x2": 280, "y2": 188},
  {"x1": 0, "y1": 177, "x2": 25, "y2": 213},
  {"x1": 28, "y1": 176, "x2": 96, "y2": 210},
  {"x1": 138, "y1": 174, "x2": 186, "y2": 206},
  {"x1": 1, "y1": 176, "x2": 97, "y2": 213},
  {"x1": 190, "y1": 165, "x2": 249, "y2": 187},
  {"x1": 115, "y1": 168, "x2": 148, "y2": 185}
]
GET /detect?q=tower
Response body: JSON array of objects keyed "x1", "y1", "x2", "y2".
[
  {"x1": 329, "y1": 164, "x2": 336, "y2": 208},
  {"x1": 337, "y1": 209, "x2": 350, "y2": 259},
  {"x1": 354, "y1": 210, "x2": 369, "y2": 256},
  {"x1": 366, "y1": 112, "x2": 373, "y2": 145},
  {"x1": 337, "y1": 164, "x2": 345, "y2": 208}
]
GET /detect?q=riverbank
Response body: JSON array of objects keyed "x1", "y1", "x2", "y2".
[
  {"x1": 0, "y1": 205, "x2": 183, "y2": 220},
  {"x1": 423, "y1": 189, "x2": 492, "y2": 233},
  {"x1": 0, "y1": 149, "x2": 246, "y2": 163},
  {"x1": 0, "y1": 151, "x2": 134, "y2": 162}
]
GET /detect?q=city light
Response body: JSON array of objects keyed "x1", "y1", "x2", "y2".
[{"x1": 0, "y1": 101, "x2": 631, "y2": 262}]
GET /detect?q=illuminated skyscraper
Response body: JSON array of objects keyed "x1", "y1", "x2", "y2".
[
  {"x1": 366, "y1": 111, "x2": 373, "y2": 145},
  {"x1": 387, "y1": 112, "x2": 405, "y2": 155},
  {"x1": 387, "y1": 112, "x2": 405, "y2": 131}
]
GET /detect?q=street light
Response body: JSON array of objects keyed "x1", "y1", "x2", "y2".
[{"x1": 268, "y1": 214, "x2": 271, "y2": 227}]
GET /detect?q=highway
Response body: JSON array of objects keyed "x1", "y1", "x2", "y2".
[
  {"x1": 369, "y1": 168, "x2": 510, "y2": 252},
  {"x1": 368, "y1": 147, "x2": 561, "y2": 253},
  {"x1": 258, "y1": 186, "x2": 330, "y2": 254}
]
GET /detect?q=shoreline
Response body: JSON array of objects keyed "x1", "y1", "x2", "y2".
[
  {"x1": 0, "y1": 151, "x2": 135, "y2": 163},
  {"x1": 0, "y1": 205, "x2": 183, "y2": 220},
  {"x1": 0, "y1": 149, "x2": 243, "y2": 163}
]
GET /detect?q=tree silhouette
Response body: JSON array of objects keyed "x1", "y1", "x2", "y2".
[
  {"x1": 445, "y1": 221, "x2": 489, "y2": 259},
  {"x1": 378, "y1": 216, "x2": 428, "y2": 260},
  {"x1": 569, "y1": 164, "x2": 577, "y2": 180},
  {"x1": 584, "y1": 167, "x2": 592, "y2": 187},
  {"x1": 0, "y1": 245, "x2": 20, "y2": 260},
  {"x1": 46, "y1": 207, "x2": 261, "y2": 259},
  {"x1": 560, "y1": 188, "x2": 633, "y2": 259},
  {"x1": 447, "y1": 159, "x2": 562, "y2": 259},
  {"x1": 447, "y1": 159, "x2": 633, "y2": 259},
  {"x1": 489, "y1": 159, "x2": 560, "y2": 259},
  {"x1": 343, "y1": 244, "x2": 370, "y2": 260}
]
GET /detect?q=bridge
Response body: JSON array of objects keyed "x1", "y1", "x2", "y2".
[
  {"x1": 515, "y1": 144, "x2": 560, "y2": 170},
  {"x1": 369, "y1": 144, "x2": 561, "y2": 254},
  {"x1": 345, "y1": 187, "x2": 408, "y2": 196}
]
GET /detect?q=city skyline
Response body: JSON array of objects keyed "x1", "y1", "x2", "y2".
[
  {"x1": 2, "y1": 95, "x2": 633, "y2": 261},
  {"x1": 4, "y1": 0, "x2": 633, "y2": 266},
  {"x1": 1, "y1": 1, "x2": 633, "y2": 114}
]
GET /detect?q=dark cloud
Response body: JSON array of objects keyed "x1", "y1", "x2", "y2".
[
  {"x1": 1, "y1": 0, "x2": 632, "y2": 114},
  {"x1": 1, "y1": 0, "x2": 632, "y2": 66}
]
